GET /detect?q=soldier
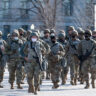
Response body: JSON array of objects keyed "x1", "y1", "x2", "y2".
[
  {"x1": 18, "y1": 28, "x2": 26, "y2": 43},
  {"x1": 65, "y1": 30, "x2": 80, "y2": 85},
  {"x1": 58, "y1": 30, "x2": 67, "y2": 85},
  {"x1": 77, "y1": 27, "x2": 85, "y2": 40},
  {"x1": 0, "y1": 31, "x2": 7, "y2": 88},
  {"x1": 67, "y1": 26, "x2": 75, "y2": 40},
  {"x1": 42, "y1": 29, "x2": 51, "y2": 79},
  {"x1": 7, "y1": 30, "x2": 23, "y2": 89},
  {"x1": 42, "y1": 29, "x2": 51, "y2": 44},
  {"x1": 50, "y1": 29, "x2": 56, "y2": 36},
  {"x1": 26, "y1": 30, "x2": 32, "y2": 41},
  {"x1": 18, "y1": 28, "x2": 26, "y2": 84},
  {"x1": 92, "y1": 30, "x2": 96, "y2": 41},
  {"x1": 23, "y1": 32, "x2": 46, "y2": 94},
  {"x1": 48, "y1": 34, "x2": 64, "y2": 88},
  {"x1": 77, "y1": 27, "x2": 85, "y2": 84},
  {"x1": 78, "y1": 29, "x2": 96, "y2": 89}
]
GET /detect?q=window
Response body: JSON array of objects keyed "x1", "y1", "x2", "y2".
[
  {"x1": 21, "y1": 0, "x2": 28, "y2": 18},
  {"x1": 65, "y1": 26, "x2": 69, "y2": 35},
  {"x1": 3, "y1": 0, "x2": 11, "y2": 18},
  {"x1": 3, "y1": 25, "x2": 10, "y2": 40},
  {"x1": 22, "y1": 25, "x2": 28, "y2": 31},
  {"x1": 62, "y1": 0, "x2": 73, "y2": 16},
  {"x1": 3, "y1": 0, "x2": 10, "y2": 17}
]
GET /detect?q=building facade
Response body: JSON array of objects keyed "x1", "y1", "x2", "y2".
[{"x1": 0, "y1": 0, "x2": 94, "y2": 38}]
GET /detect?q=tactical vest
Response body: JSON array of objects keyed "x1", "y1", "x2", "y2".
[
  {"x1": 27, "y1": 41, "x2": 42, "y2": 64},
  {"x1": 68, "y1": 40, "x2": 80, "y2": 55},
  {"x1": 9, "y1": 41, "x2": 21, "y2": 59},
  {"x1": 50, "y1": 42, "x2": 63, "y2": 63},
  {"x1": 0, "y1": 39, "x2": 5, "y2": 53},
  {"x1": 81, "y1": 39, "x2": 95, "y2": 56}
]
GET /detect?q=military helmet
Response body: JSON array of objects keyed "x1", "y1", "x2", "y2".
[
  {"x1": 68, "y1": 26, "x2": 75, "y2": 31},
  {"x1": 27, "y1": 30, "x2": 32, "y2": 34},
  {"x1": 44, "y1": 29, "x2": 50, "y2": 34},
  {"x1": 71, "y1": 30, "x2": 78, "y2": 36},
  {"x1": 77, "y1": 27, "x2": 84, "y2": 34},
  {"x1": 32, "y1": 29, "x2": 40, "y2": 37},
  {"x1": 85, "y1": 29, "x2": 92, "y2": 36},
  {"x1": 0, "y1": 31, "x2": 2, "y2": 36},
  {"x1": 18, "y1": 28, "x2": 25, "y2": 33},
  {"x1": 92, "y1": 30, "x2": 96, "y2": 35},
  {"x1": 31, "y1": 32, "x2": 38, "y2": 37},
  {"x1": 59, "y1": 30, "x2": 65, "y2": 35},
  {"x1": 50, "y1": 29, "x2": 56, "y2": 33},
  {"x1": 12, "y1": 29, "x2": 19, "y2": 37},
  {"x1": 58, "y1": 33, "x2": 65, "y2": 38},
  {"x1": 7, "y1": 33, "x2": 10, "y2": 38}
]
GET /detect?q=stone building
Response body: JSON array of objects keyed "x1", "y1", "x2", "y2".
[{"x1": 0, "y1": 0, "x2": 94, "y2": 39}]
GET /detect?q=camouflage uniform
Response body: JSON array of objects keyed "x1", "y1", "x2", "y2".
[
  {"x1": 78, "y1": 29, "x2": 96, "y2": 88},
  {"x1": 77, "y1": 27, "x2": 85, "y2": 84},
  {"x1": 77, "y1": 27, "x2": 85, "y2": 40},
  {"x1": 92, "y1": 30, "x2": 96, "y2": 41},
  {"x1": 58, "y1": 31, "x2": 68, "y2": 85},
  {"x1": 48, "y1": 35, "x2": 64, "y2": 88},
  {"x1": 42, "y1": 29, "x2": 51, "y2": 79},
  {"x1": 7, "y1": 30, "x2": 23, "y2": 89},
  {"x1": 65, "y1": 30, "x2": 80, "y2": 85},
  {"x1": 23, "y1": 32, "x2": 46, "y2": 94},
  {"x1": 18, "y1": 28, "x2": 26, "y2": 84},
  {"x1": 33, "y1": 29, "x2": 50, "y2": 81},
  {"x1": 0, "y1": 31, "x2": 7, "y2": 88}
]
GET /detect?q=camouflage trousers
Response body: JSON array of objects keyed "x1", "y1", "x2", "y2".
[
  {"x1": 8, "y1": 60, "x2": 22, "y2": 84},
  {"x1": 0, "y1": 57, "x2": 6, "y2": 83},
  {"x1": 81, "y1": 57, "x2": 96, "y2": 82},
  {"x1": 66, "y1": 56, "x2": 79, "y2": 81},
  {"x1": 21, "y1": 66, "x2": 26, "y2": 81},
  {"x1": 0, "y1": 66, "x2": 4, "y2": 83},
  {"x1": 61, "y1": 67, "x2": 68, "y2": 83},
  {"x1": 25, "y1": 62, "x2": 41, "y2": 88},
  {"x1": 46, "y1": 62, "x2": 51, "y2": 79},
  {"x1": 49, "y1": 62, "x2": 61, "y2": 84}
]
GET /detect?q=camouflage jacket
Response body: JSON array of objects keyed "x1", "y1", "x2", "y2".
[
  {"x1": 6, "y1": 39, "x2": 23, "y2": 60},
  {"x1": 23, "y1": 40, "x2": 46, "y2": 64},
  {"x1": 48, "y1": 42, "x2": 64, "y2": 63},
  {"x1": 78, "y1": 39, "x2": 96, "y2": 57}
]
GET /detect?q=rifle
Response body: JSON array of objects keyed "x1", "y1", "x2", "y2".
[{"x1": 33, "y1": 47, "x2": 43, "y2": 71}]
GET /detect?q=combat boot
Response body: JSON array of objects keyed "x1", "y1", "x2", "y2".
[
  {"x1": 17, "y1": 83, "x2": 23, "y2": 89},
  {"x1": 46, "y1": 76, "x2": 50, "y2": 80},
  {"x1": 46, "y1": 73, "x2": 50, "y2": 80},
  {"x1": 34, "y1": 86, "x2": 38, "y2": 95},
  {"x1": 0, "y1": 83, "x2": 3, "y2": 88},
  {"x1": 21, "y1": 81, "x2": 25, "y2": 84},
  {"x1": 28, "y1": 85, "x2": 35, "y2": 93},
  {"x1": 92, "y1": 79, "x2": 95, "y2": 88},
  {"x1": 52, "y1": 82, "x2": 59, "y2": 89},
  {"x1": 61, "y1": 79, "x2": 66, "y2": 85},
  {"x1": 10, "y1": 83, "x2": 14, "y2": 89},
  {"x1": 38, "y1": 86, "x2": 40, "y2": 91},
  {"x1": 80, "y1": 78, "x2": 84, "y2": 84},
  {"x1": 70, "y1": 78, "x2": 74, "y2": 85},
  {"x1": 84, "y1": 81, "x2": 89, "y2": 89},
  {"x1": 74, "y1": 78, "x2": 77, "y2": 85}
]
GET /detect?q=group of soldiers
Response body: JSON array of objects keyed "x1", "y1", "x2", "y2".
[{"x1": 0, "y1": 26, "x2": 96, "y2": 95}]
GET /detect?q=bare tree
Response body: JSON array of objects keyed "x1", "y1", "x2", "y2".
[
  {"x1": 73, "y1": 0, "x2": 94, "y2": 29},
  {"x1": 28, "y1": 0, "x2": 62, "y2": 29}
]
